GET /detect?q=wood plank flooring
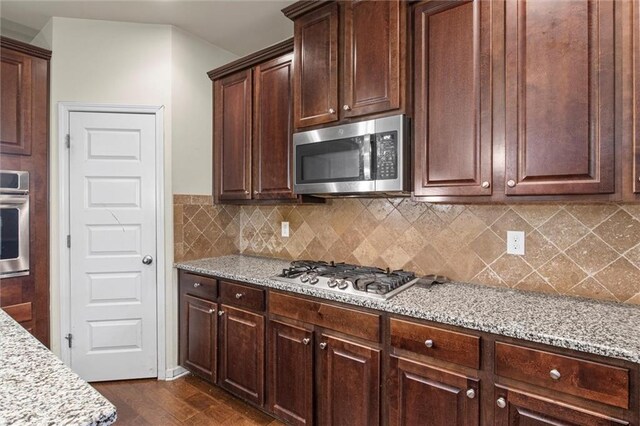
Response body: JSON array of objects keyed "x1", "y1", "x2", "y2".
[{"x1": 92, "y1": 374, "x2": 284, "y2": 425}]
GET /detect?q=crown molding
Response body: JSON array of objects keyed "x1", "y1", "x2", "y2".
[{"x1": 1, "y1": 36, "x2": 51, "y2": 60}]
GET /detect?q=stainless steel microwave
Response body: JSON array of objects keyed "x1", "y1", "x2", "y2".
[{"x1": 293, "y1": 114, "x2": 410, "y2": 195}]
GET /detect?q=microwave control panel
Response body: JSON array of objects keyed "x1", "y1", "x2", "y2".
[{"x1": 375, "y1": 131, "x2": 398, "y2": 180}]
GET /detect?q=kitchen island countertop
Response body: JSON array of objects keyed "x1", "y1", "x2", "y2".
[
  {"x1": 0, "y1": 309, "x2": 116, "y2": 426},
  {"x1": 176, "y1": 254, "x2": 640, "y2": 365}
]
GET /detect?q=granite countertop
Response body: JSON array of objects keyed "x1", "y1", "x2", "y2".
[
  {"x1": 177, "y1": 254, "x2": 640, "y2": 365},
  {"x1": 0, "y1": 309, "x2": 116, "y2": 426}
]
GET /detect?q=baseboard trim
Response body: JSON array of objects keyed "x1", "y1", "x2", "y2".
[{"x1": 164, "y1": 366, "x2": 188, "y2": 381}]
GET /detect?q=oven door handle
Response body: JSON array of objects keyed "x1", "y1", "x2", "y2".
[
  {"x1": 0, "y1": 195, "x2": 29, "y2": 205},
  {"x1": 363, "y1": 134, "x2": 372, "y2": 181}
]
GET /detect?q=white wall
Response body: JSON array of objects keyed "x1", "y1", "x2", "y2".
[{"x1": 32, "y1": 17, "x2": 237, "y2": 372}]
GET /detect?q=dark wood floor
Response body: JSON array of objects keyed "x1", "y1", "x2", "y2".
[{"x1": 92, "y1": 374, "x2": 285, "y2": 425}]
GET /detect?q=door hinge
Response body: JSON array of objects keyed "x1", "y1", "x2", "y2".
[
  {"x1": 66, "y1": 235, "x2": 71, "y2": 248},
  {"x1": 65, "y1": 333, "x2": 73, "y2": 348},
  {"x1": 65, "y1": 134, "x2": 70, "y2": 148}
]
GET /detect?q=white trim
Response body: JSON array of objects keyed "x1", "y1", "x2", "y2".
[
  {"x1": 164, "y1": 366, "x2": 188, "y2": 381},
  {"x1": 57, "y1": 102, "x2": 166, "y2": 379}
]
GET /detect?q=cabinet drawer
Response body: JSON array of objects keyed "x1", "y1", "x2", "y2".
[
  {"x1": 180, "y1": 271, "x2": 217, "y2": 301},
  {"x1": 219, "y1": 280, "x2": 265, "y2": 312},
  {"x1": 390, "y1": 318, "x2": 480, "y2": 369},
  {"x1": 269, "y1": 292, "x2": 381, "y2": 342},
  {"x1": 495, "y1": 342, "x2": 630, "y2": 409}
]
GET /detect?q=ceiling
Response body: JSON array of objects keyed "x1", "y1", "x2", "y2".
[{"x1": 0, "y1": 0, "x2": 295, "y2": 56}]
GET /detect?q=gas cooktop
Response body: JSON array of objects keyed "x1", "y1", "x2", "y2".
[{"x1": 273, "y1": 260, "x2": 418, "y2": 300}]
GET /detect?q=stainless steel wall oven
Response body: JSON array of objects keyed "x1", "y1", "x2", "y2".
[{"x1": 0, "y1": 171, "x2": 30, "y2": 278}]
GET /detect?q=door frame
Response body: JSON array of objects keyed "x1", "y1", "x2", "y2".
[{"x1": 57, "y1": 102, "x2": 167, "y2": 379}]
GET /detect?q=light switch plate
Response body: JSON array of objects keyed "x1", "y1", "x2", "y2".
[
  {"x1": 281, "y1": 221, "x2": 290, "y2": 238},
  {"x1": 507, "y1": 231, "x2": 525, "y2": 255}
]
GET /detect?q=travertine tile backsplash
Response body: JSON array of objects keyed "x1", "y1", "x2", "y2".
[{"x1": 174, "y1": 194, "x2": 640, "y2": 305}]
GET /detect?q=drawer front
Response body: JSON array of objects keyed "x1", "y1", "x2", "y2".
[
  {"x1": 180, "y1": 271, "x2": 217, "y2": 301},
  {"x1": 495, "y1": 342, "x2": 630, "y2": 409},
  {"x1": 219, "y1": 280, "x2": 265, "y2": 312},
  {"x1": 390, "y1": 318, "x2": 480, "y2": 369},
  {"x1": 269, "y1": 292, "x2": 381, "y2": 342}
]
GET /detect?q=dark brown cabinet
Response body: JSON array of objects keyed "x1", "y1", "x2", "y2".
[
  {"x1": 268, "y1": 320, "x2": 314, "y2": 426},
  {"x1": 181, "y1": 294, "x2": 218, "y2": 383},
  {"x1": 388, "y1": 355, "x2": 480, "y2": 426},
  {"x1": 317, "y1": 334, "x2": 381, "y2": 426},
  {"x1": 219, "y1": 305, "x2": 265, "y2": 405},
  {"x1": 413, "y1": 0, "x2": 493, "y2": 197},
  {"x1": 285, "y1": 0, "x2": 407, "y2": 128},
  {"x1": 634, "y1": 0, "x2": 640, "y2": 194},
  {"x1": 1, "y1": 46, "x2": 33, "y2": 155},
  {"x1": 504, "y1": 0, "x2": 615, "y2": 196},
  {"x1": 494, "y1": 386, "x2": 628, "y2": 426}
]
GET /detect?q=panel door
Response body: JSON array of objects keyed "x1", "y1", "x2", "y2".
[
  {"x1": 342, "y1": 0, "x2": 403, "y2": 118},
  {"x1": 504, "y1": 0, "x2": 615, "y2": 195},
  {"x1": 388, "y1": 355, "x2": 480, "y2": 426},
  {"x1": 317, "y1": 334, "x2": 381, "y2": 426},
  {"x1": 494, "y1": 386, "x2": 629, "y2": 425},
  {"x1": 218, "y1": 305, "x2": 265, "y2": 405},
  {"x1": 413, "y1": 0, "x2": 493, "y2": 197},
  {"x1": 214, "y1": 69, "x2": 252, "y2": 201},
  {"x1": 293, "y1": 2, "x2": 339, "y2": 128},
  {"x1": 0, "y1": 48, "x2": 32, "y2": 155},
  {"x1": 268, "y1": 320, "x2": 314, "y2": 426},
  {"x1": 253, "y1": 53, "x2": 296, "y2": 200},
  {"x1": 181, "y1": 295, "x2": 217, "y2": 383},
  {"x1": 69, "y1": 111, "x2": 157, "y2": 381}
]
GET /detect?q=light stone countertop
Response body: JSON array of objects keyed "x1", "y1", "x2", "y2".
[
  {"x1": 176, "y1": 254, "x2": 640, "y2": 365},
  {"x1": 0, "y1": 309, "x2": 116, "y2": 426}
]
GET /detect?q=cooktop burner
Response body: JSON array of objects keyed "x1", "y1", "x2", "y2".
[{"x1": 274, "y1": 260, "x2": 418, "y2": 300}]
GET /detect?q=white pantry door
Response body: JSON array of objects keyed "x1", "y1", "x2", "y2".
[{"x1": 69, "y1": 111, "x2": 157, "y2": 381}]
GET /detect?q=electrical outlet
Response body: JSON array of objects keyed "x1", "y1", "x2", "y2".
[
  {"x1": 507, "y1": 231, "x2": 525, "y2": 255},
  {"x1": 281, "y1": 221, "x2": 290, "y2": 238}
]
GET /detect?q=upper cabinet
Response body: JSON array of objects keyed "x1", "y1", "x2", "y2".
[
  {"x1": 285, "y1": 0, "x2": 408, "y2": 129},
  {"x1": 503, "y1": 0, "x2": 615, "y2": 196}
]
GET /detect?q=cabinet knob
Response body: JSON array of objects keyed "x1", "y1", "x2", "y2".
[
  {"x1": 302, "y1": 338, "x2": 311, "y2": 345},
  {"x1": 481, "y1": 181, "x2": 490, "y2": 189},
  {"x1": 549, "y1": 369, "x2": 561, "y2": 380},
  {"x1": 424, "y1": 339, "x2": 434, "y2": 348},
  {"x1": 343, "y1": 105, "x2": 351, "y2": 111},
  {"x1": 253, "y1": 190, "x2": 258, "y2": 195},
  {"x1": 208, "y1": 309, "x2": 215, "y2": 314},
  {"x1": 637, "y1": 176, "x2": 640, "y2": 183},
  {"x1": 507, "y1": 179, "x2": 516, "y2": 188},
  {"x1": 217, "y1": 310, "x2": 225, "y2": 316},
  {"x1": 496, "y1": 397, "x2": 507, "y2": 409},
  {"x1": 319, "y1": 342, "x2": 327, "y2": 350},
  {"x1": 466, "y1": 389, "x2": 476, "y2": 399},
  {"x1": 193, "y1": 282, "x2": 201, "y2": 288},
  {"x1": 329, "y1": 108, "x2": 336, "y2": 114},
  {"x1": 235, "y1": 293, "x2": 244, "y2": 299}
]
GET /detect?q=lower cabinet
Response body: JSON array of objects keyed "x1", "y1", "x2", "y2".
[
  {"x1": 268, "y1": 320, "x2": 314, "y2": 425},
  {"x1": 494, "y1": 386, "x2": 628, "y2": 426},
  {"x1": 218, "y1": 305, "x2": 265, "y2": 406},
  {"x1": 388, "y1": 355, "x2": 480, "y2": 426},
  {"x1": 180, "y1": 294, "x2": 218, "y2": 383}
]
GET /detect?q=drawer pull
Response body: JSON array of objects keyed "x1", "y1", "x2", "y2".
[
  {"x1": 496, "y1": 397, "x2": 506, "y2": 409},
  {"x1": 319, "y1": 342, "x2": 327, "y2": 350},
  {"x1": 424, "y1": 339, "x2": 434, "y2": 348},
  {"x1": 217, "y1": 310, "x2": 225, "y2": 317},
  {"x1": 235, "y1": 293, "x2": 244, "y2": 299},
  {"x1": 549, "y1": 369, "x2": 561, "y2": 380},
  {"x1": 302, "y1": 338, "x2": 311, "y2": 345},
  {"x1": 466, "y1": 389, "x2": 476, "y2": 399},
  {"x1": 193, "y1": 282, "x2": 201, "y2": 288}
]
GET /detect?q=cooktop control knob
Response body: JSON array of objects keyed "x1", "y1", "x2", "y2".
[
  {"x1": 308, "y1": 273, "x2": 319, "y2": 285},
  {"x1": 338, "y1": 280, "x2": 350, "y2": 290},
  {"x1": 300, "y1": 273, "x2": 310, "y2": 283},
  {"x1": 327, "y1": 278, "x2": 338, "y2": 288}
]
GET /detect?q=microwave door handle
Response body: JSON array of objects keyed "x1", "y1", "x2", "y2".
[{"x1": 363, "y1": 134, "x2": 372, "y2": 180}]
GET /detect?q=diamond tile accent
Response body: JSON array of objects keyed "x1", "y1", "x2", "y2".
[
  {"x1": 538, "y1": 210, "x2": 589, "y2": 250},
  {"x1": 593, "y1": 210, "x2": 640, "y2": 253}
]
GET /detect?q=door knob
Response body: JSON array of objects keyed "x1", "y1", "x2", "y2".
[
  {"x1": 549, "y1": 369, "x2": 561, "y2": 380},
  {"x1": 507, "y1": 180, "x2": 516, "y2": 188},
  {"x1": 302, "y1": 338, "x2": 311, "y2": 345},
  {"x1": 319, "y1": 342, "x2": 327, "y2": 350},
  {"x1": 142, "y1": 255, "x2": 153, "y2": 265},
  {"x1": 496, "y1": 397, "x2": 507, "y2": 408},
  {"x1": 466, "y1": 389, "x2": 476, "y2": 399},
  {"x1": 424, "y1": 339, "x2": 434, "y2": 348},
  {"x1": 343, "y1": 105, "x2": 351, "y2": 111},
  {"x1": 481, "y1": 181, "x2": 490, "y2": 189},
  {"x1": 329, "y1": 108, "x2": 336, "y2": 114}
]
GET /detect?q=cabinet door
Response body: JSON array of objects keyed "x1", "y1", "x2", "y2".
[
  {"x1": 504, "y1": 0, "x2": 615, "y2": 195},
  {"x1": 1, "y1": 48, "x2": 32, "y2": 155},
  {"x1": 388, "y1": 355, "x2": 479, "y2": 426},
  {"x1": 180, "y1": 294, "x2": 217, "y2": 383},
  {"x1": 413, "y1": 0, "x2": 492, "y2": 197},
  {"x1": 293, "y1": 2, "x2": 339, "y2": 128},
  {"x1": 214, "y1": 69, "x2": 252, "y2": 201},
  {"x1": 218, "y1": 305, "x2": 265, "y2": 405},
  {"x1": 494, "y1": 386, "x2": 629, "y2": 425},
  {"x1": 253, "y1": 53, "x2": 296, "y2": 200},
  {"x1": 342, "y1": 0, "x2": 403, "y2": 118},
  {"x1": 268, "y1": 320, "x2": 314, "y2": 426},
  {"x1": 634, "y1": 0, "x2": 640, "y2": 194},
  {"x1": 317, "y1": 334, "x2": 381, "y2": 426}
]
